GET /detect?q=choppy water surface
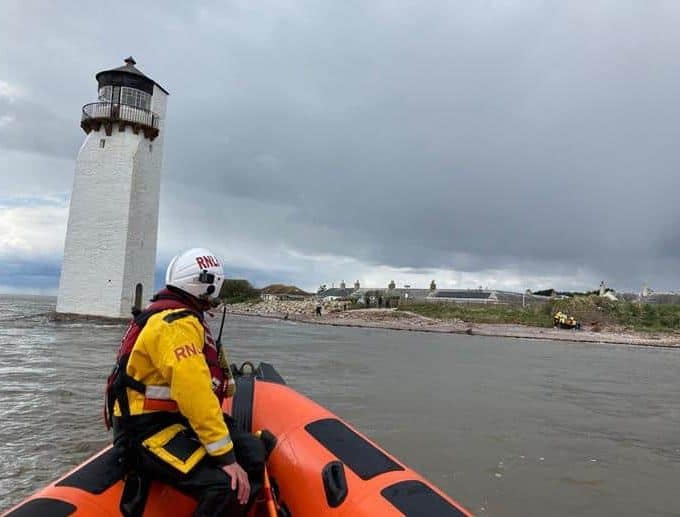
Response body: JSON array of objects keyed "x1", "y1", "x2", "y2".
[{"x1": 1, "y1": 295, "x2": 679, "y2": 516}]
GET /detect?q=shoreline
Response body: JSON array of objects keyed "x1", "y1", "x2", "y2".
[{"x1": 225, "y1": 307, "x2": 680, "y2": 348}]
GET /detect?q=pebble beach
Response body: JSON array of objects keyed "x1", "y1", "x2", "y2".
[{"x1": 225, "y1": 299, "x2": 680, "y2": 348}]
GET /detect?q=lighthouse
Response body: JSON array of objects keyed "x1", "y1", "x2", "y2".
[{"x1": 56, "y1": 57, "x2": 169, "y2": 318}]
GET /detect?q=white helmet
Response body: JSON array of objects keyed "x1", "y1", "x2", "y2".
[{"x1": 165, "y1": 248, "x2": 225, "y2": 306}]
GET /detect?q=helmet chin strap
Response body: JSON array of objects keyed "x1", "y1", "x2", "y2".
[{"x1": 198, "y1": 289, "x2": 222, "y2": 309}]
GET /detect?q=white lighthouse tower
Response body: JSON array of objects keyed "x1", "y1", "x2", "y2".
[{"x1": 57, "y1": 57, "x2": 169, "y2": 318}]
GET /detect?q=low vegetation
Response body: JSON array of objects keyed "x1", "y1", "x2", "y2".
[
  {"x1": 219, "y1": 281, "x2": 311, "y2": 304},
  {"x1": 219, "y1": 279, "x2": 261, "y2": 304},
  {"x1": 261, "y1": 284, "x2": 311, "y2": 296},
  {"x1": 400, "y1": 303, "x2": 553, "y2": 327},
  {"x1": 401, "y1": 296, "x2": 680, "y2": 333}
]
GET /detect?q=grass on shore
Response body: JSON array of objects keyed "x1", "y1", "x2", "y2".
[
  {"x1": 399, "y1": 303, "x2": 553, "y2": 327},
  {"x1": 400, "y1": 296, "x2": 680, "y2": 333}
]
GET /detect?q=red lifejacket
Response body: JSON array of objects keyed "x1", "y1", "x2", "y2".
[{"x1": 105, "y1": 289, "x2": 229, "y2": 429}]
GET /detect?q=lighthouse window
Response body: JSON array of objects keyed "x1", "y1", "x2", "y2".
[
  {"x1": 120, "y1": 87, "x2": 151, "y2": 111},
  {"x1": 98, "y1": 85, "x2": 112, "y2": 102}
]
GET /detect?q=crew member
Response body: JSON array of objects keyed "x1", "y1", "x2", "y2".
[
  {"x1": 553, "y1": 311, "x2": 563, "y2": 328},
  {"x1": 105, "y1": 248, "x2": 265, "y2": 516}
]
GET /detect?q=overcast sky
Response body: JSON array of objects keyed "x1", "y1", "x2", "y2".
[{"x1": 2, "y1": 0, "x2": 680, "y2": 295}]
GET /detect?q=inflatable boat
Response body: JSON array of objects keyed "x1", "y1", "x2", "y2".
[{"x1": 4, "y1": 363, "x2": 472, "y2": 516}]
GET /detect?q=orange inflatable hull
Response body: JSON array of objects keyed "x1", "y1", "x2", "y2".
[{"x1": 4, "y1": 363, "x2": 471, "y2": 516}]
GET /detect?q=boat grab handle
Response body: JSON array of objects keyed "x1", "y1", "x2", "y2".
[{"x1": 322, "y1": 460, "x2": 348, "y2": 508}]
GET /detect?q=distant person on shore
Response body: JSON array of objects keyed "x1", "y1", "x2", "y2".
[
  {"x1": 553, "y1": 311, "x2": 564, "y2": 328},
  {"x1": 316, "y1": 301, "x2": 322, "y2": 316},
  {"x1": 105, "y1": 248, "x2": 267, "y2": 516}
]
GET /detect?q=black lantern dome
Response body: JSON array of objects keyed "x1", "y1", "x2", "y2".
[{"x1": 95, "y1": 57, "x2": 168, "y2": 96}]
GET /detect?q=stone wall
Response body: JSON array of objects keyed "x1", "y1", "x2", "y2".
[{"x1": 227, "y1": 298, "x2": 352, "y2": 316}]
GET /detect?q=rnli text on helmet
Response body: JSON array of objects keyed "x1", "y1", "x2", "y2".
[{"x1": 196, "y1": 256, "x2": 220, "y2": 269}]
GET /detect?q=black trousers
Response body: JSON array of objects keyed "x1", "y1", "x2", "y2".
[{"x1": 117, "y1": 417, "x2": 265, "y2": 517}]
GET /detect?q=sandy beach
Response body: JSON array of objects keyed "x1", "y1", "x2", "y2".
[{"x1": 225, "y1": 300, "x2": 680, "y2": 348}]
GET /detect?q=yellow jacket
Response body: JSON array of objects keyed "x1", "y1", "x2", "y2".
[{"x1": 115, "y1": 308, "x2": 235, "y2": 465}]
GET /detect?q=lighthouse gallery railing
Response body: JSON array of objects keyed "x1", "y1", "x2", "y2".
[{"x1": 81, "y1": 102, "x2": 160, "y2": 129}]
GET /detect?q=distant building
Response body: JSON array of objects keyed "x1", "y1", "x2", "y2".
[
  {"x1": 318, "y1": 287, "x2": 356, "y2": 301},
  {"x1": 315, "y1": 282, "x2": 547, "y2": 307},
  {"x1": 390, "y1": 288, "x2": 431, "y2": 301},
  {"x1": 428, "y1": 290, "x2": 499, "y2": 304},
  {"x1": 639, "y1": 292, "x2": 680, "y2": 305},
  {"x1": 351, "y1": 287, "x2": 430, "y2": 307}
]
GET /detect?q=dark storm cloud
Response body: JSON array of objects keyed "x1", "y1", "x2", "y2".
[
  {"x1": 0, "y1": 96, "x2": 79, "y2": 157},
  {"x1": 2, "y1": 1, "x2": 680, "y2": 291}
]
